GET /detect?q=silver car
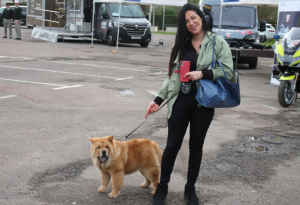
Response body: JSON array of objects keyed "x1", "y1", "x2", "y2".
[{"x1": 259, "y1": 23, "x2": 276, "y2": 42}]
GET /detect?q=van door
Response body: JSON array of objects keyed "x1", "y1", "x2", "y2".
[{"x1": 96, "y1": 3, "x2": 109, "y2": 41}]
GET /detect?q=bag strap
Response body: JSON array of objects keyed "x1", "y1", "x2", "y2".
[
  {"x1": 211, "y1": 36, "x2": 217, "y2": 68},
  {"x1": 216, "y1": 60, "x2": 240, "y2": 84},
  {"x1": 210, "y1": 35, "x2": 241, "y2": 83}
]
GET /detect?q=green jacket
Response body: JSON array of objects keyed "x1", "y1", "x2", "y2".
[
  {"x1": 3, "y1": 8, "x2": 14, "y2": 19},
  {"x1": 157, "y1": 31, "x2": 234, "y2": 119},
  {"x1": 13, "y1": 7, "x2": 22, "y2": 20}
]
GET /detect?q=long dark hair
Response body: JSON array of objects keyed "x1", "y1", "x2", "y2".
[{"x1": 168, "y1": 3, "x2": 211, "y2": 77}]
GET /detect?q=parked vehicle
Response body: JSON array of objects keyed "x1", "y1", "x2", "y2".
[
  {"x1": 272, "y1": 27, "x2": 300, "y2": 107},
  {"x1": 259, "y1": 23, "x2": 275, "y2": 42},
  {"x1": 94, "y1": 3, "x2": 151, "y2": 47},
  {"x1": 0, "y1": 7, "x2": 5, "y2": 26},
  {"x1": 202, "y1": 0, "x2": 266, "y2": 69}
]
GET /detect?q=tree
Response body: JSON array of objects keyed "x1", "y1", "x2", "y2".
[
  {"x1": 165, "y1": 6, "x2": 177, "y2": 15},
  {"x1": 257, "y1": 6, "x2": 278, "y2": 26},
  {"x1": 188, "y1": 0, "x2": 200, "y2": 5}
]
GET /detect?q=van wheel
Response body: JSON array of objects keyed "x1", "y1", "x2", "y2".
[
  {"x1": 140, "y1": 43, "x2": 149, "y2": 47},
  {"x1": 107, "y1": 32, "x2": 116, "y2": 46},
  {"x1": 249, "y1": 57, "x2": 258, "y2": 69}
]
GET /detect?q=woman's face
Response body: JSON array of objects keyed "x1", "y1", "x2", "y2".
[{"x1": 185, "y1": 10, "x2": 203, "y2": 35}]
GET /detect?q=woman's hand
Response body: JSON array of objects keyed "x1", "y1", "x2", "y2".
[
  {"x1": 184, "y1": 71, "x2": 203, "y2": 81},
  {"x1": 145, "y1": 101, "x2": 159, "y2": 119}
]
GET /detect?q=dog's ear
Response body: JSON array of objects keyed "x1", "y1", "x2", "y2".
[
  {"x1": 108, "y1": 135, "x2": 114, "y2": 144},
  {"x1": 89, "y1": 138, "x2": 95, "y2": 144}
]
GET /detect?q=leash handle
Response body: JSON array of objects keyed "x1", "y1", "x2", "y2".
[{"x1": 145, "y1": 108, "x2": 153, "y2": 119}]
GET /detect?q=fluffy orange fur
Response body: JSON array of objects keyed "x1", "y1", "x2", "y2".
[{"x1": 89, "y1": 135, "x2": 162, "y2": 198}]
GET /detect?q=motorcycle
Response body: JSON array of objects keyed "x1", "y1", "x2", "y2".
[{"x1": 272, "y1": 27, "x2": 300, "y2": 107}]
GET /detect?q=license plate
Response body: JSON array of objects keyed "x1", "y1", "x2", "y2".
[{"x1": 131, "y1": 36, "x2": 141, "y2": 39}]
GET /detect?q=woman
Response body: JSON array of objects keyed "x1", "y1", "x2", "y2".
[{"x1": 146, "y1": 3, "x2": 234, "y2": 205}]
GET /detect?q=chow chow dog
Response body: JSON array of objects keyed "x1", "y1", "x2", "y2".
[{"x1": 89, "y1": 135, "x2": 162, "y2": 198}]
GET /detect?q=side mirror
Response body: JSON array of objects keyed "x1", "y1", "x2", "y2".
[
  {"x1": 259, "y1": 20, "x2": 266, "y2": 32},
  {"x1": 145, "y1": 13, "x2": 149, "y2": 20}
]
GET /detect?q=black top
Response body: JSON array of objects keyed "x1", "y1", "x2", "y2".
[
  {"x1": 14, "y1": 7, "x2": 22, "y2": 20},
  {"x1": 184, "y1": 37, "x2": 198, "y2": 72},
  {"x1": 154, "y1": 38, "x2": 213, "y2": 106},
  {"x1": 3, "y1": 8, "x2": 14, "y2": 19},
  {"x1": 183, "y1": 37, "x2": 213, "y2": 79}
]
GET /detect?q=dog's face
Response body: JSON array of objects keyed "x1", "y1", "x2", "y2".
[{"x1": 89, "y1": 135, "x2": 114, "y2": 167}]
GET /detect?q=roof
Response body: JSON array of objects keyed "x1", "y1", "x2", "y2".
[
  {"x1": 200, "y1": 0, "x2": 279, "y2": 7},
  {"x1": 94, "y1": 0, "x2": 187, "y2": 6}
]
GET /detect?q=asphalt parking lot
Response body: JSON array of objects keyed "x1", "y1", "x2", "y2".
[{"x1": 1, "y1": 27, "x2": 300, "y2": 205}]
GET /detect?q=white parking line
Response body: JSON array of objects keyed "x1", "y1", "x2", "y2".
[
  {"x1": 51, "y1": 61, "x2": 147, "y2": 72},
  {"x1": 115, "y1": 77, "x2": 134, "y2": 81},
  {"x1": 0, "y1": 95, "x2": 16, "y2": 99},
  {"x1": 53, "y1": 85, "x2": 84, "y2": 90},
  {"x1": 0, "y1": 78, "x2": 83, "y2": 90},
  {"x1": 147, "y1": 91, "x2": 158, "y2": 96},
  {"x1": 0, "y1": 65, "x2": 131, "y2": 81},
  {"x1": 0, "y1": 56, "x2": 33, "y2": 60}
]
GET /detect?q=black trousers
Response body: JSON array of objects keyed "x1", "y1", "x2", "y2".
[{"x1": 160, "y1": 89, "x2": 214, "y2": 186}]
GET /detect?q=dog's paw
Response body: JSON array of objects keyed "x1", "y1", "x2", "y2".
[
  {"x1": 140, "y1": 182, "x2": 150, "y2": 188},
  {"x1": 151, "y1": 190, "x2": 155, "y2": 194},
  {"x1": 97, "y1": 186, "x2": 107, "y2": 193},
  {"x1": 108, "y1": 192, "x2": 119, "y2": 198}
]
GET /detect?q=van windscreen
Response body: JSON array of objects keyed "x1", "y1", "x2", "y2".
[
  {"x1": 108, "y1": 3, "x2": 144, "y2": 18},
  {"x1": 211, "y1": 5, "x2": 256, "y2": 29}
]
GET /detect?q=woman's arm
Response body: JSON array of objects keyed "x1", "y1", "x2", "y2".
[{"x1": 212, "y1": 35, "x2": 234, "y2": 80}]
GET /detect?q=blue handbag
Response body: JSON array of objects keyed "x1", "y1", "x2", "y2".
[{"x1": 195, "y1": 36, "x2": 241, "y2": 108}]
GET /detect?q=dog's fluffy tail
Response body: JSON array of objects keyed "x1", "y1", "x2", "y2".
[{"x1": 151, "y1": 141, "x2": 163, "y2": 163}]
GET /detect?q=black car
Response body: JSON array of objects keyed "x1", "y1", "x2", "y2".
[
  {"x1": 0, "y1": 7, "x2": 5, "y2": 26},
  {"x1": 0, "y1": 6, "x2": 27, "y2": 26}
]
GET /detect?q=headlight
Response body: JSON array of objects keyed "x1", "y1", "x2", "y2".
[
  {"x1": 113, "y1": 22, "x2": 124, "y2": 28},
  {"x1": 244, "y1": 33, "x2": 257, "y2": 41},
  {"x1": 147, "y1": 23, "x2": 151, "y2": 28},
  {"x1": 108, "y1": 20, "x2": 113, "y2": 28}
]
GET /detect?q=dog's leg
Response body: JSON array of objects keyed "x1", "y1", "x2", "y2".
[
  {"x1": 108, "y1": 171, "x2": 124, "y2": 198},
  {"x1": 139, "y1": 170, "x2": 151, "y2": 188},
  {"x1": 145, "y1": 167, "x2": 160, "y2": 194},
  {"x1": 97, "y1": 170, "x2": 111, "y2": 193}
]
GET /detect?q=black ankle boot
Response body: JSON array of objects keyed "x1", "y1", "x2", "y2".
[
  {"x1": 184, "y1": 184, "x2": 199, "y2": 205},
  {"x1": 152, "y1": 183, "x2": 168, "y2": 205}
]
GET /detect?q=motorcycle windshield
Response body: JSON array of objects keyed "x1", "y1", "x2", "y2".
[{"x1": 283, "y1": 27, "x2": 300, "y2": 48}]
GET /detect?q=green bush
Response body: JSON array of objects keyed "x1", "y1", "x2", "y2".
[
  {"x1": 261, "y1": 39, "x2": 275, "y2": 47},
  {"x1": 151, "y1": 15, "x2": 178, "y2": 30},
  {"x1": 164, "y1": 7, "x2": 177, "y2": 15}
]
